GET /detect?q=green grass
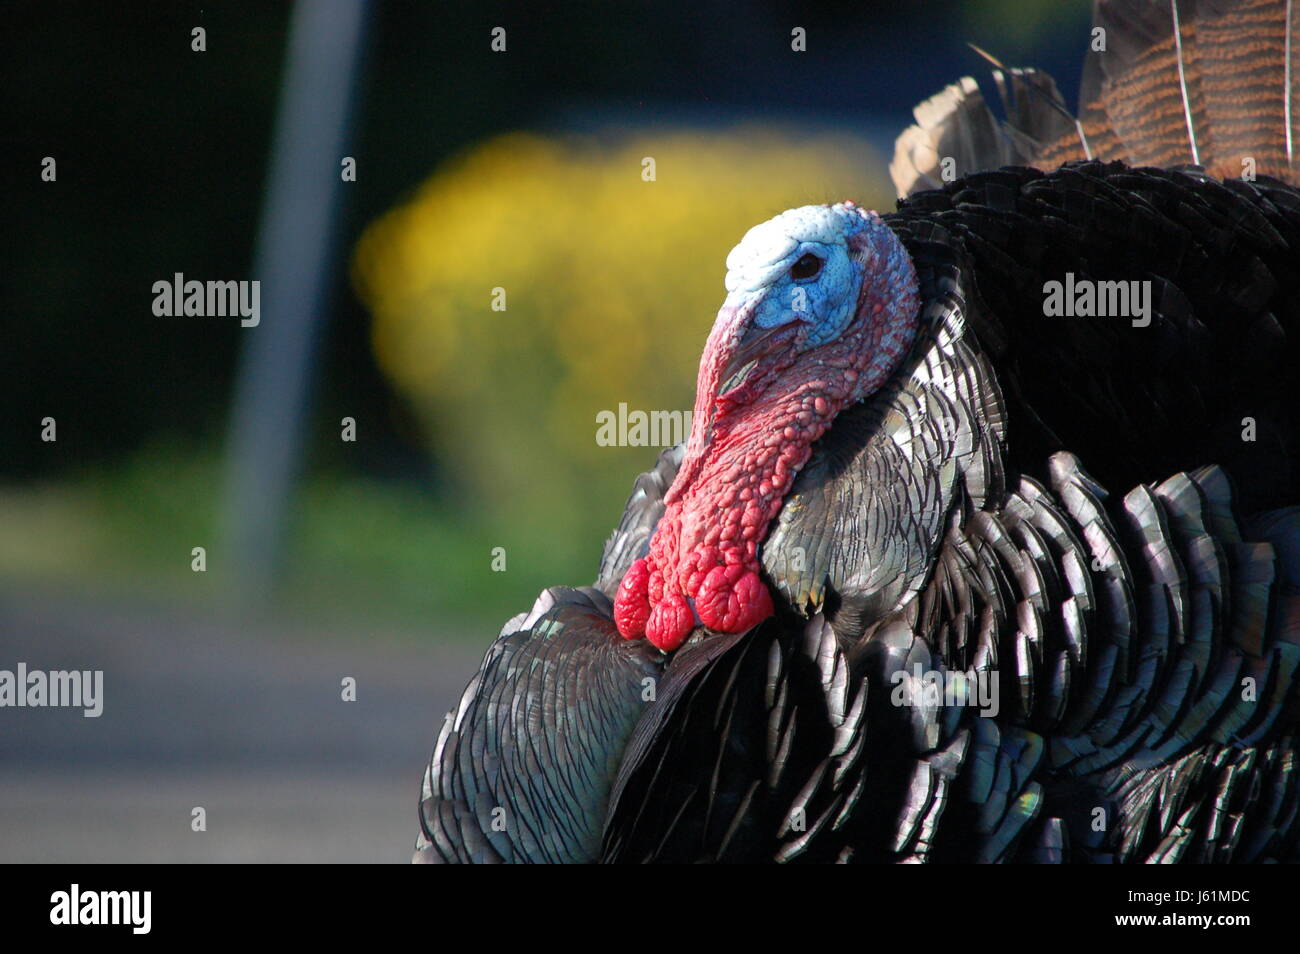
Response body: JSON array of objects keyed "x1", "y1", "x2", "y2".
[{"x1": 0, "y1": 445, "x2": 594, "y2": 642}]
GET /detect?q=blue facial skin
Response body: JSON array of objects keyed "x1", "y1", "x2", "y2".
[{"x1": 721, "y1": 203, "x2": 871, "y2": 351}]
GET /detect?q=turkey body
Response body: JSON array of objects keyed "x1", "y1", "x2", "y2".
[
  {"x1": 594, "y1": 161, "x2": 1300, "y2": 863},
  {"x1": 415, "y1": 6, "x2": 1300, "y2": 864},
  {"x1": 417, "y1": 160, "x2": 1300, "y2": 864}
]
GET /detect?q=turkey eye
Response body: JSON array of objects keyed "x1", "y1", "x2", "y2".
[{"x1": 790, "y1": 253, "x2": 822, "y2": 280}]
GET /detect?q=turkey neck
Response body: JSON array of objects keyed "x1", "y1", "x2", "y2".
[{"x1": 657, "y1": 362, "x2": 853, "y2": 582}]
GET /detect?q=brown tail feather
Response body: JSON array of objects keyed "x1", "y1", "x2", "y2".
[
  {"x1": 1042, "y1": 0, "x2": 1300, "y2": 181},
  {"x1": 893, "y1": 0, "x2": 1300, "y2": 198}
]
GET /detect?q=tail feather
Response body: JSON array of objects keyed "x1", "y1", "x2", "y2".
[
  {"x1": 892, "y1": 0, "x2": 1300, "y2": 198},
  {"x1": 991, "y1": 64, "x2": 1088, "y2": 159},
  {"x1": 890, "y1": 70, "x2": 1074, "y2": 196}
]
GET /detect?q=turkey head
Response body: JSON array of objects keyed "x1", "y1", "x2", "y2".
[{"x1": 614, "y1": 202, "x2": 921, "y2": 650}]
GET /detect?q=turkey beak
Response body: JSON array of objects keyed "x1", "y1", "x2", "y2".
[
  {"x1": 718, "y1": 320, "x2": 798, "y2": 398},
  {"x1": 673, "y1": 293, "x2": 796, "y2": 501}
]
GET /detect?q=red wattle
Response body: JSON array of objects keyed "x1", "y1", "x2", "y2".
[
  {"x1": 645, "y1": 593, "x2": 696, "y2": 651},
  {"x1": 614, "y1": 558, "x2": 651, "y2": 640},
  {"x1": 695, "y1": 563, "x2": 774, "y2": 633}
]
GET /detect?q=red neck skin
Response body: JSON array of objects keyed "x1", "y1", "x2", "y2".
[{"x1": 615, "y1": 222, "x2": 920, "y2": 651}]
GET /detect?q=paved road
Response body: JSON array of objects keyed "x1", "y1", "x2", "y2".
[{"x1": 0, "y1": 586, "x2": 488, "y2": 862}]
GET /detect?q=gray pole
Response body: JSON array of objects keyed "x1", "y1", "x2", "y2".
[{"x1": 222, "y1": 0, "x2": 370, "y2": 604}]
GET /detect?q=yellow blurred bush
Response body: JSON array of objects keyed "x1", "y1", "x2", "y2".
[{"x1": 352, "y1": 127, "x2": 888, "y2": 586}]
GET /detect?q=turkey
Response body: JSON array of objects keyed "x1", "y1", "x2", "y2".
[{"x1": 415, "y1": 0, "x2": 1300, "y2": 863}]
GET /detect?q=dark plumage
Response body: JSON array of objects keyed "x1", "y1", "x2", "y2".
[
  {"x1": 415, "y1": 0, "x2": 1300, "y2": 863},
  {"x1": 415, "y1": 587, "x2": 662, "y2": 863}
]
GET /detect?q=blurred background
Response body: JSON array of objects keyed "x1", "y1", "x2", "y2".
[{"x1": 1, "y1": 0, "x2": 1089, "y2": 861}]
